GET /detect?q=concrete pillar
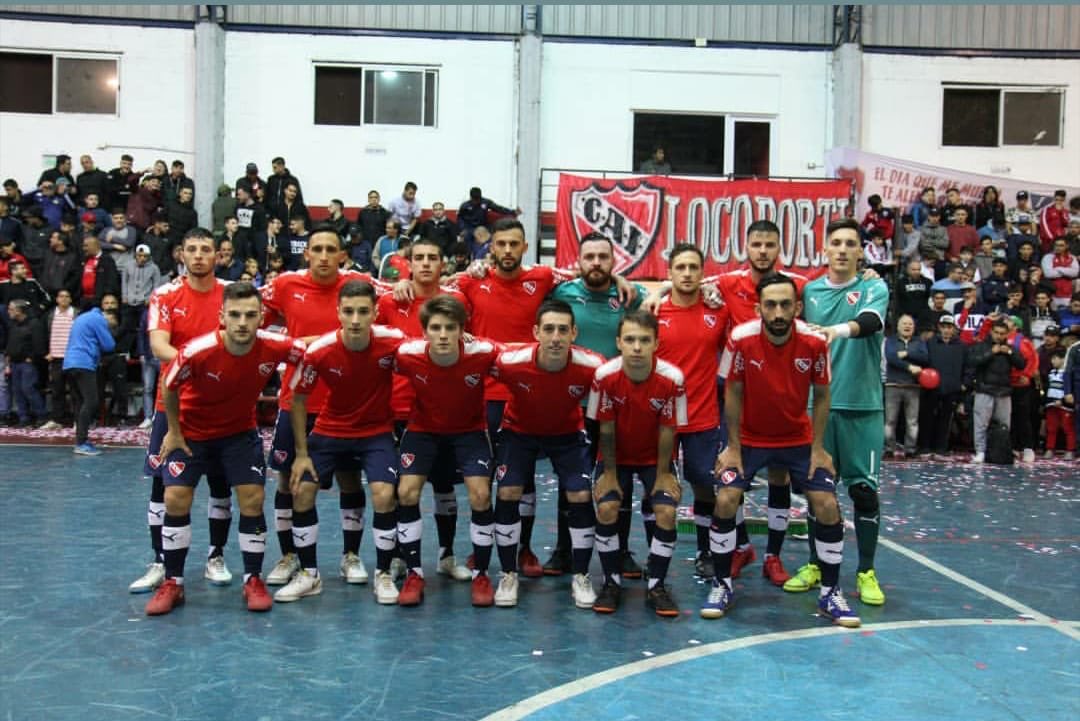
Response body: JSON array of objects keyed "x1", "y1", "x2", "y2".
[
  {"x1": 515, "y1": 7, "x2": 543, "y2": 261},
  {"x1": 193, "y1": 10, "x2": 225, "y2": 228},
  {"x1": 831, "y1": 42, "x2": 862, "y2": 150}
]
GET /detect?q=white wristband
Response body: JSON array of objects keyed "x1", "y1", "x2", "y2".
[{"x1": 830, "y1": 322, "x2": 853, "y2": 339}]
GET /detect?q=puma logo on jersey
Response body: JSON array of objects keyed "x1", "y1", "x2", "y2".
[
  {"x1": 464, "y1": 374, "x2": 481, "y2": 388},
  {"x1": 293, "y1": 531, "x2": 309, "y2": 542},
  {"x1": 495, "y1": 529, "x2": 514, "y2": 539},
  {"x1": 658, "y1": 319, "x2": 671, "y2": 327},
  {"x1": 161, "y1": 531, "x2": 178, "y2": 542},
  {"x1": 479, "y1": 284, "x2": 492, "y2": 293},
  {"x1": 516, "y1": 382, "x2": 533, "y2": 393},
  {"x1": 749, "y1": 359, "x2": 765, "y2": 371},
  {"x1": 328, "y1": 367, "x2": 343, "y2": 377},
  {"x1": 172, "y1": 307, "x2": 187, "y2": 317},
  {"x1": 522, "y1": 281, "x2": 537, "y2": 295},
  {"x1": 206, "y1": 371, "x2": 222, "y2": 382},
  {"x1": 149, "y1": 508, "x2": 164, "y2": 519},
  {"x1": 476, "y1": 459, "x2": 490, "y2": 469},
  {"x1": 293, "y1": 292, "x2": 308, "y2": 303},
  {"x1": 250, "y1": 466, "x2": 262, "y2": 475},
  {"x1": 414, "y1": 374, "x2": 429, "y2": 385},
  {"x1": 397, "y1": 307, "x2": 410, "y2": 316},
  {"x1": 247, "y1": 538, "x2": 266, "y2": 546}
]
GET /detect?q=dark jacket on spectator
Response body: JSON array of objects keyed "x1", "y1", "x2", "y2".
[
  {"x1": 981, "y1": 276, "x2": 1011, "y2": 307},
  {"x1": 0, "y1": 277, "x2": 50, "y2": 317},
  {"x1": 457, "y1": 197, "x2": 515, "y2": 232},
  {"x1": 270, "y1": 199, "x2": 310, "y2": 228},
  {"x1": 266, "y1": 171, "x2": 303, "y2": 211},
  {"x1": 418, "y1": 216, "x2": 458, "y2": 257},
  {"x1": 20, "y1": 223, "x2": 53, "y2": 276},
  {"x1": 927, "y1": 334, "x2": 969, "y2": 394},
  {"x1": 212, "y1": 193, "x2": 237, "y2": 235},
  {"x1": 5, "y1": 313, "x2": 45, "y2": 361},
  {"x1": 76, "y1": 169, "x2": 110, "y2": 206},
  {"x1": 355, "y1": 205, "x2": 391, "y2": 245},
  {"x1": 106, "y1": 168, "x2": 140, "y2": 211},
  {"x1": 968, "y1": 336, "x2": 1026, "y2": 397},
  {"x1": 165, "y1": 197, "x2": 198, "y2": 248},
  {"x1": 163, "y1": 173, "x2": 194, "y2": 205},
  {"x1": 40, "y1": 245, "x2": 81, "y2": 300},
  {"x1": 884, "y1": 335, "x2": 930, "y2": 385},
  {"x1": 896, "y1": 275, "x2": 933, "y2": 319},
  {"x1": 235, "y1": 201, "x2": 267, "y2": 257},
  {"x1": 0, "y1": 215, "x2": 21, "y2": 245},
  {"x1": 141, "y1": 228, "x2": 175, "y2": 278},
  {"x1": 126, "y1": 186, "x2": 161, "y2": 231}
]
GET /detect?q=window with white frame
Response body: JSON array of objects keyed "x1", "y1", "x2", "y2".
[
  {"x1": 0, "y1": 51, "x2": 118, "y2": 115},
  {"x1": 314, "y1": 64, "x2": 438, "y2": 128},
  {"x1": 942, "y1": 84, "x2": 1063, "y2": 148}
]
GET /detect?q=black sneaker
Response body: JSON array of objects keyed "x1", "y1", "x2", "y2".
[
  {"x1": 542, "y1": 548, "x2": 571, "y2": 576},
  {"x1": 647, "y1": 584, "x2": 680, "y2": 617},
  {"x1": 621, "y1": 551, "x2": 643, "y2": 579},
  {"x1": 694, "y1": 551, "x2": 714, "y2": 578},
  {"x1": 592, "y1": 580, "x2": 622, "y2": 614}
]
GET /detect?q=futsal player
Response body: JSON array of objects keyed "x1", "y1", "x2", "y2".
[{"x1": 146, "y1": 282, "x2": 306, "y2": 615}]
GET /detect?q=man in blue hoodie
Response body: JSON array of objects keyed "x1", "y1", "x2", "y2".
[{"x1": 63, "y1": 306, "x2": 118, "y2": 456}]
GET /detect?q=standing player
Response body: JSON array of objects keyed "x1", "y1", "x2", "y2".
[
  {"x1": 587, "y1": 310, "x2": 688, "y2": 616},
  {"x1": 146, "y1": 282, "x2": 306, "y2": 615},
  {"x1": 787, "y1": 218, "x2": 890, "y2": 607},
  {"x1": 708, "y1": 274, "x2": 859, "y2": 627},
  {"x1": 277, "y1": 281, "x2": 406, "y2": 605},
  {"x1": 129, "y1": 228, "x2": 232, "y2": 594},
  {"x1": 489, "y1": 299, "x2": 604, "y2": 607},
  {"x1": 655, "y1": 244, "x2": 729, "y2": 579},
  {"x1": 376, "y1": 237, "x2": 471, "y2": 581},
  {"x1": 261, "y1": 225, "x2": 388, "y2": 587},
  {"x1": 393, "y1": 295, "x2": 502, "y2": 606}
]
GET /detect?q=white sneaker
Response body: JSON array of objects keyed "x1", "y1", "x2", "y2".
[
  {"x1": 389, "y1": 556, "x2": 407, "y2": 581},
  {"x1": 373, "y1": 570, "x2": 400, "y2": 604},
  {"x1": 266, "y1": 552, "x2": 300, "y2": 585},
  {"x1": 1043, "y1": 450, "x2": 1055, "y2": 460},
  {"x1": 437, "y1": 555, "x2": 472, "y2": 581},
  {"x1": 1064, "y1": 451, "x2": 1074, "y2": 461},
  {"x1": 38, "y1": 420, "x2": 61, "y2": 430},
  {"x1": 340, "y1": 552, "x2": 369, "y2": 584},
  {"x1": 273, "y1": 569, "x2": 322, "y2": 602},
  {"x1": 138, "y1": 417, "x2": 154, "y2": 430},
  {"x1": 494, "y1": 571, "x2": 519, "y2": 607},
  {"x1": 204, "y1": 555, "x2": 233, "y2": 586},
  {"x1": 1022, "y1": 448, "x2": 1035, "y2": 463},
  {"x1": 971, "y1": 452, "x2": 985, "y2": 464},
  {"x1": 571, "y1": 572, "x2": 597, "y2": 609},
  {"x1": 129, "y1": 562, "x2": 165, "y2": 593}
]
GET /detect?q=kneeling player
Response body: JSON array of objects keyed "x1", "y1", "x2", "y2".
[
  {"x1": 490, "y1": 299, "x2": 604, "y2": 608},
  {"x1": 587, "y1": 310, "x2": 687, "y2": 617},
  {"x1": 277, "y1": 281, "x2": 405, "y2": 605},
  {"x1": 708, "y1": 274, "x2": 858, "y2": 627},
  {"x1": 147, "y1": 282, "x2": 306, "y2": 615},
  {"x1": 394, "y1": 295, "x2": 501, "y2": 606}
]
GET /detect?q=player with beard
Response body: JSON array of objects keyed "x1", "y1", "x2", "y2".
[
  {"x1": 376, "y1": 237, "x2": 472, "y2": 582},
  {"x1": 129, "y1": 228, "x2": 233, "y2": 595}
]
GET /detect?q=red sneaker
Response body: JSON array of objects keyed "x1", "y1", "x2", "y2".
[
  {"x1": 243, "y1": 576, "x2": 273, "y2": 612},
  {"x1": 145, "y1": 578, "x2": 185, "y2": 616},
  {"x1": 471, "y1": 573, "x2": 494, "y2": 606},
  {"x1": 730, "y1": 545, "x2": 758, "y2": 579},
  {"x1": 518, "y1": 547, "x2": 543, "y2": 578},
  {"x1": 762, "y1": 555, "x2": 791, "y2": 586},
  {"x1": 398, "y1": 571, "x2": 426, "y2": 606}
]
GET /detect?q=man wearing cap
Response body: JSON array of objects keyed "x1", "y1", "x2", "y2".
[
  {"x1": 1038, "y1": 325, "x2": 1063, "y2": 385},
  {"x1": 236, "y1": 163, "x2": 266, "y2": 200},
  {"x1": 1039, "y1": 191, "x2": 1070, "y2": 253},
  {"x1": 1006, "y1": 190, "x2": 1036, "y2": 235},
  {"x1": 1041, "y1": 237, "x2": 1078, "y2": 311},
  {"x1": 955, "y1": 280, "x2": 992, "y2": 345},
  {"x1": 925, "y1": 314, "x2": 968, "y2": 460},
  {"x1": 120, "y1": 244, "x2": 163, "y2": 354},
  {"x1": 457, "y1": 187, "x2": 519, "y2": 245}
]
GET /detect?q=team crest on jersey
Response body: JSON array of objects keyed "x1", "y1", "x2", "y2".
[
  {"x1": 495, "y1": 464, "x2": 508, "y2": 481},
  {"x1": 167, "y1": 461, "x2": 186, "y2": 477},
  {"x1": 400, "y1": 453, "x2": 415, "y2": 469},
  {"x1": 704, "y1": 314, "x2": 717, "y2": 329},
  {"x1": 522, "y1": 281, "x2": 537, "y2": 296},
  {"x1": 846, "y1": 291, "x2": 861, "y2": 306},
  {"x1": 258, "y1": 362, "x2": 275, "y2": 376},
  {"x1": 794, "y1": 357, "x2": 811, "y2": 373},
  {"x1": 720, "y1": 469, "x2": 737, "y2": 485},
  {"x1": 569, "y1": 181, "x2": 663, "y2": 275},
  {"x1": 464, "y1": 374, "x2": 481, "y2": 388},
  {"x1": 148, "y1": 453, "x2": 162, "y2": 469},
  {"x1": 273, "y1": 449, "x2": 288, "y2": 465},
  {"x1": 378, "y1": 355, "x2": 393, "y2": 369},
  {"x1": 608, "y1": 297, "x2": 620, "y2": 311},
  {"x1": 648, "y1": 398, "x2": 665, "y2": 411},
  {"x1": 568, "y1": 384, "x2": 586, "y2": 398}
]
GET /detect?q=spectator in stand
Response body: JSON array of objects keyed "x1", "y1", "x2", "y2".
[
  {"x1": 62, "y1": 304, "x2": 117, "y2": 455},
  {"x1": 924, "y1": 315, "x2": 968, "y2": 459},
  {"x1": 38, "y1": 154, "x2": 74, "y2": 187},
  {"x1": 211, "y1": 184, "x2": 236, "y2": 234},
  {"x1": 919, "y1": 291, "x2": 950, "y2": 331},
  {"x1": 126, "y1": 176, "x2": 162, "y2": 232},
  {"x1": 5, "y1": 299, "x2": 47, "y2": 427},
  {"x1": 372, "y1": 219, "x2": 402, "y2": 270},
  {"x1": 147, "y1": 159, "x2": 169, "y2": 187},
  {"x1": 250, "y1": 215, "x2": 282, "y2": 272},
  {"x1": 909, "y1": 187, "x2": 937, "y2": 229},
  {"x1": 269, "y1": 181, "x2": 309, "y2": 228},
  {"x1": 354, "y1": 190, "x2": 390, "y2": 261},
  {"x1": 106, "y1": 154, "x2": 139, "y2": 211},
  {"x1": 41, "y1": 231, "x2": 80, "y2": 301},
  {"x1": 388, "y1": 181, "x2": 421, "y2": 238},
  {"x1": 1001, "y1": 315, "x2": 1040, "y2": 463},
  {"x1": 974, "y1": 185, "x2": 1006, "y2": 236},
  {"x1": 44, "y1": 178, "x2": 77, "y2": 229},
  {"x1": 166, "y1": 186, "x2": 198, "y2": 251},
  {"x1": 121, "y1": 243, "x2": 163, "y2": 342},
  {"x1": 946, "y1": 208, "x2": 979, "y2": 262},
  {"x1": 282, "y1": 215, "x2": 311, "y2": 272},
  {"x1": 457, "y1": 187, "x2": 519, "y2": 245},
  {"x1": 1023, "y1": 266, "x2": 1055, "y2": 308},
  {"x1": 41, "y1": 288, "x2": 77, "y2": 429},
  {"x1": 135, "y1": 299, "x2": 157, "y2": 429},
  {"x1": 1066, "y1": 218, "x2": 1080, "y2": 257},
  {"x1": 919, "y1": 207, "x2": 949, "y2": 277},
  {"x1": 242, "y1": 257, "x2": 263, "y2": 288},
  {"x1": 79, "y1": 235, "x2": 120, "y2": 310},
  {"x1": 344, "y1": 224, "x2": 373, "y2": 274},
  {"x1": 973, "y1": 237, "x2": 997, "y2": 281},
  {"x1": 470, "y1": 225, "x2": 492, "y2": 261},
  {"x1": 18, "y1": 207, "x2": 53, "y2": 278},
  {"x1": 75, "y1": 155, "x2": 109, "y2": 206},
  {"x1": 419, "y1": 201, "x2": 458, "y2": 258},
  {"x1": 981, "y1": 257, "x2": 1011, "y2": 308},
  {"x1": 1010, "y1": 238, "x2": 1038, "y2": 282},
  {"x1": 0, "y1": 198, "x2": 21, "y2": 246},
  {"x1": 142, "y1": 212, "x2": 174, "y2": 277},
  {"x1": 379, "y1": 235, "x2": 413, "y2": 281},
  {"x1": 1038, "y1": 325, "x2": 1063, "y2": 384},
  {"x1": 265, "y1": 156, "x2": 303, "y2": 211},
  {"x1": 955, "y1": 284, "x2": 991, "y2": 344},
  {"x1": 97, "y1": 293, "x2": 130, "y2": 425},
  {"x1": 446, "y1": 240, "x2": 470, "y2": 276},
  {"x1": 1044, "y1": 348, "x2": 1075, "y2": 459},
  {"x1": 1005, "y1": 215, "x2": 1039, "y2": 263},
  {"x1": 956, "y1": 246, "x2": 981, "y2": 284},
  {"x1": 896, "y1": 214, "x2": 921, "y2": 262},
  {"x1": 1062, "y1": 338, "x2": 1080, "y2": 452},
  {"x1": 214, "y1": 238, "x2": 244, "y2": 280},
  {"x1": 884, "y1": 314, "x2": 929, "y2": 457},
  {"x1": 638, "y1": 145, "x2": 672, "y2": 174},
  {"x1": 897, "y1": 259, "x2": 933, "y2": 320},
  {"x1": 162, "y1": 160, "x2": 194, "y2": 205},
  {"x1": 1058, "y1": 293, "x2": 1080, "y2": 339},
  {"x1": 324, "y1": 199, "x2": 349, "y2": 238},
  {"x1": 1005, "y1": 190, "x2": 1036, "y2": 235},
  {"x1": 1039, "y1": 190, "x2": 1070, "y2": 254},
  {"x1": 969, "y1": 319, "x2": 1025, "y2": 464},
  {"x1": 0, "y1": 237, "x2": 31, "y2": 283},
  {"x1": 915, "y1": 320, "x2": 942, "y2": 456},
  {"x1": 0, "y1": 259, "x2": 50, "y2": 318},
  {"x1": 931, "y1": 264, "x2": 967, "y2": 313},
  {"x1": 863, "y1": 229, "x2": 895, "y2": 284},
  {"x1": 1041, "y1": 237, "x2": 1078, "y2": 310},
  {"x1": 99, "y1": 209, "x2": 138, "y2": 268},
  {"x1": 941, "y1": 187, "x2": 972, "y2": 227},
  {"x1": 234, "y1": 181, "x2": 267, "y2": 257},
  {"x1": 3, "y1": 179, "x2": 28, "y2": 218},
  {"x1": 1001, "y1": 287, "x2": 1032, "y2": 337},
  {"x1": 78, "y1": 210, "x2": 100, "y2": 240},
  {"x1": 236, "y1": 162, "x2": 266, "y2": 201},
  {"x1": 860, "y1": 194, "x2": 895, "y2": 242},
  {"x1": 78, "y1": 192, "x2": 109, "y2": 232}
]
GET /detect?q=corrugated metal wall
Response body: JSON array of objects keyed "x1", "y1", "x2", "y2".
[
  {"x1": 224, "y1": 4, "x2": 522, "y2": 34},
  {"x1": 0, "y1": 4, "x2": 195, "y2": 22},
  {"x1": 863, "y1": 4, "x2": 1080, "y2": 50},
  {"x1": 541, "y1": 4, "x2": 832, "y2": 45}
]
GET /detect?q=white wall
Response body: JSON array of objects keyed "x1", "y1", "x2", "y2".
[
  {"x1": 0, "y1": 19, "x2": 195, "y2": 194},
  {"x1": 222, "y1": 31, "x2": 518, "y2": 213},
  {"x1": 539, "y1": 43, "x2": 834, "y2": 178},
  {"x1": 861, "y1": 53, "x2": 1080, "y2": 186}
]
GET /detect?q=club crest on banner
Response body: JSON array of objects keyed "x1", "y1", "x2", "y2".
[{"x1": 570, "y1": 181, "x2": 663, "y2": 275}]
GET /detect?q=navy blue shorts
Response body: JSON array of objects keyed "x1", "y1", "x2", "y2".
[
  {"x1": 678, "y1": 427, "x2": 721, "y2": 488},
  {"x1": 303, "y1": 432, "x2": 399, "y2": 489},
  {"x1": 399, "y1": 430, "x2": 492, "y2": 479},
  {"x1": 716, "y1": 444, "x2": 836, "y2": 495},
  {"x1": 143, "y1": 412, "x2": 169, "y2": 476},
  {"x1": 593, "y1": 462, "x2": 665, "y2": 502},
  {"x1": 395, "y1": 420, "x2": 462, "y2": 487},
  {"x1": 268, "y1": 410, "x2": 316, "y2": 472},
  {"x1": 494, "y1": 429, "x2": 592, "y2": 493},
  {"x1": 164, "y1": 430, "x2": 266, "y2": 489}
]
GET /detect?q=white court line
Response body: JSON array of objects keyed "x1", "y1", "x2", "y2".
[
  {"x1": 879, "y1": 537, "x2": 1080, "y2": 642},
  {"x1": 479, "y1": 618, "x2": 1055, "y2": 721}
]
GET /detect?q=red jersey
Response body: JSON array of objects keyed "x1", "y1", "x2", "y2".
[
  {"x1": 655, "y1": 297, "x2": 728, "y2": 432},
  {"x1": 394, "y1": 338, "x2": 501, "y2": 434},
  {"x1": 715, "y1": 268, "x2": 809, "y2": 328},
  {"x1": 164, "y1": 330, "x2": 305, "y2": 441},
  {"x1": 718, "y1": 319, "x2": 830, "y2": 448},
  {"x1": 292, "y1": 326, "x2": 407, "y2": 438},
  {"x1": 455, "y1": 265, "x2": 569, "y2": 401},
  {"x1": 147, "y1": 276, "x2": 229, "y2": 411},
  {"x1": 493, "y1": 343, "x2": 604, "y2": 436},
  {"x1": 375, "y1": 287, "x2": 468, "y2": 420},
  {"x1": 586, "y1": 357, "x2": 688, "y2": 466},
  {"x1": 260, "y1": 269, "x2": 382, "y2": 413}
]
